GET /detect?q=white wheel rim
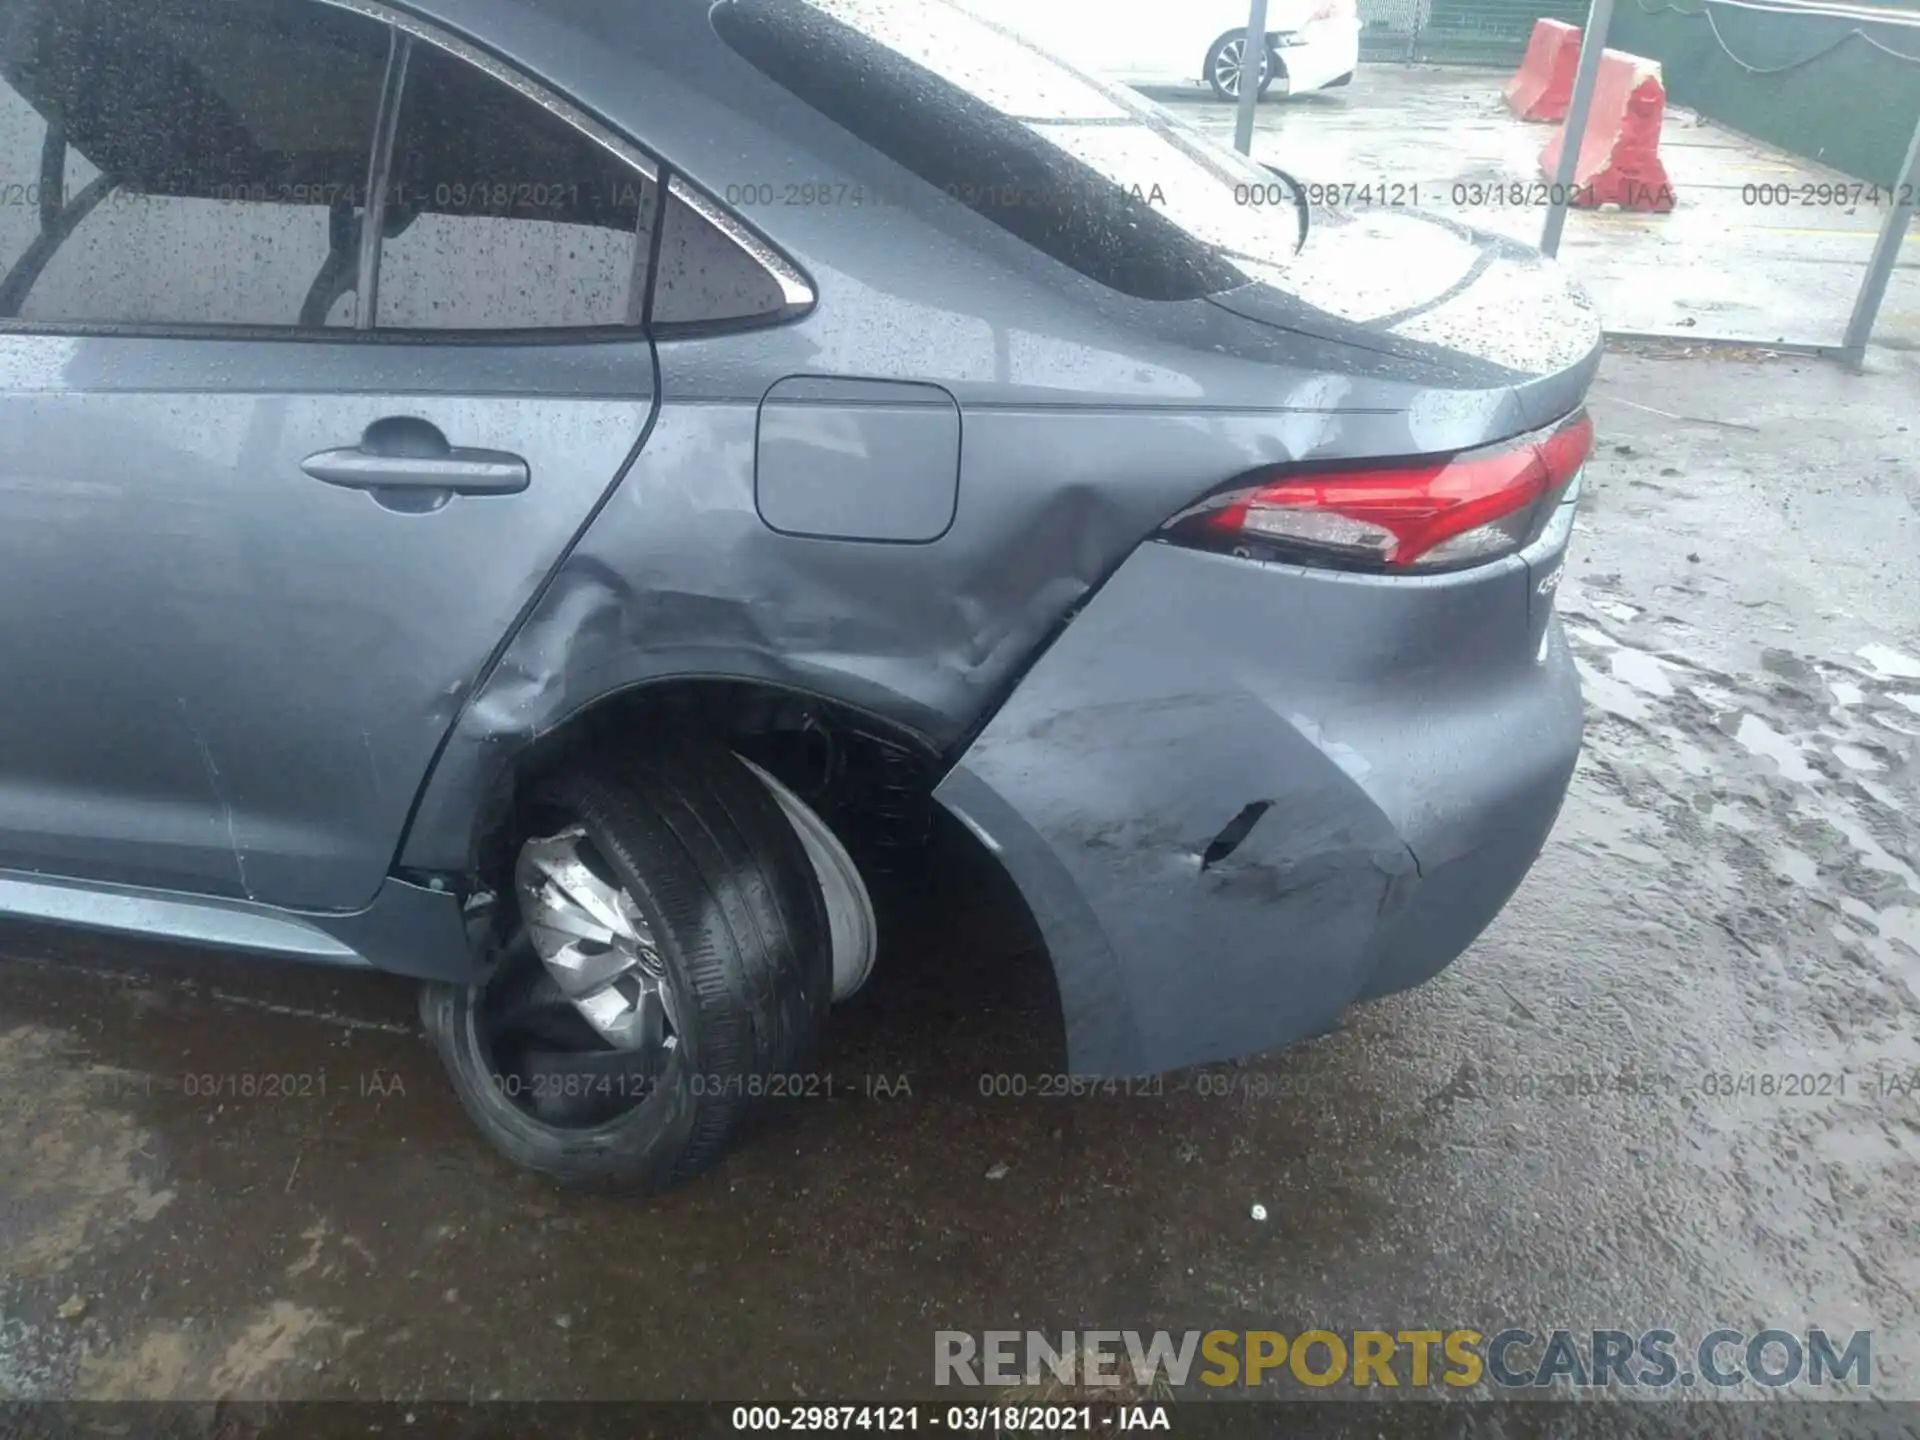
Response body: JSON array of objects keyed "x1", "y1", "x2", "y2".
[{"x1": 734, "y1": 754, "x2": 878, "y2": 1003}]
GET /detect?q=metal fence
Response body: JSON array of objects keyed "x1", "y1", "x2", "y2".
[
  {"x1": 1613, "y1": 0, "x2": 1920, "y2": 185},
  {"x1": 1358, "y1": 0, "x2": 1588, "y2": 63}
]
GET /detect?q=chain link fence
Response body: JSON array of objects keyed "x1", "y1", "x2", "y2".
[{"x1": 1359, "y1": 0, "x2": 1589, "y2": 64}]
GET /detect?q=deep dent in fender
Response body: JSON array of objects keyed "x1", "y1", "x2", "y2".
[{"x1": 397, "y1": 456, "x2": 1129, "y2": 879}]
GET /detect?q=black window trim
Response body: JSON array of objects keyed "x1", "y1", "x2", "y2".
[
  {"x1": 356, "y1": 24, "x2": 413, "y2": 332},
  {"x1": 0, "y1": 0, "x2": 816, "y2": 344}
]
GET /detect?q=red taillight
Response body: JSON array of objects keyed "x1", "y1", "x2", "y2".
[{"x1": 1173, "y1": 411, "x2": 1592, "y2": 572}]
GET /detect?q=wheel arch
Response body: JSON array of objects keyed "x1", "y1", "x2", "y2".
[
  {"x1": 933, "y1": 760, "x2": 1147, "y2": 1076},
  {"x1": 396, "y1": 664, "x2": 946, "y2": 891},
  {"x1": 1268, "y1": 37, "x2": 1290, "y2": 83},
  {"x1": 394, "y1": 663, "x2": 1096, "y2": 1062}
]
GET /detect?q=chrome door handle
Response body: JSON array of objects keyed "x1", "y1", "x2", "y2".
[
  {"x1": 301, "y1": 448, "x2": 529, "y2": 494},
  {"x1": 301, "y1": 417, "x2": 528, "y2": 497}
]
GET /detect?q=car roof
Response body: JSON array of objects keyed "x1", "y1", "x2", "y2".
[{"x1": 398, "y1": 0, "x2": 707, "y2": 67}]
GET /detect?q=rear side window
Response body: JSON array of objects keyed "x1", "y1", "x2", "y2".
[
  {"x1": 376, "y1": 43, "x2": 799, "y2": 333},
  {"x1": 712, "y1": 0, "x2": 1295, "y2": 301},
  {"x1": 0, "y1": 0, "x2": 388, "y2": 327},
  {"x1": 378, "y1": 40, "x2": 653, "y2": 331},
  {"x1": 378, "y1": 43, "x2": 798, "y2": 332},
  {"x1": 653, "y1": 179, "x2": 794, "y2": 328}
]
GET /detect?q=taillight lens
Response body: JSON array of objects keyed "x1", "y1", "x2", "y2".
[{"x1": 1165, "y1": 411, "x2": 1592, "y2": 573}]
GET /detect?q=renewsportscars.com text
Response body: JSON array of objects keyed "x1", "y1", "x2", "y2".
[{"x1": 934, "y1": 1327, "x2": 1871, "y2": 1391}]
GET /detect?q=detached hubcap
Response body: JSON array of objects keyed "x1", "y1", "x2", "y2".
[{"x1": 514, "y1": 824, "x2": 679, "y2": 1054}]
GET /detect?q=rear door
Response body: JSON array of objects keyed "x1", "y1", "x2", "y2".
[{"x1": 0, "y1": 0, "x2": 659, "y2": 911}]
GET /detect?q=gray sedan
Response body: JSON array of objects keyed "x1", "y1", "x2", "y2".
[{"x1": 0, "y1": 0, "x2": 1597, "y2": 1189}]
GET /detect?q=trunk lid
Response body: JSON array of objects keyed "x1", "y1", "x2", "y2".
[
  {"x1": 1207, "y1": 205, "x2": 1602, "y2": 386},
  {"x1": 1206, "y1": 205, "x2": 1603, "y2": 428}
]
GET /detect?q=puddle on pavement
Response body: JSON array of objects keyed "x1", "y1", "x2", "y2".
[
  {"x1": 1829, "y1": 679, "x2": 1865, "y2": 706},
  {"x1": 1771, "y1": 847, "x2": 1819, "y2": 887},
  {"x1": 1832, "y1": 742, "x2": 1886, "y2": 773},
  {"x1": 1608, "y1": 647, "x2": 1674, "y2": 697},
  {"x1": 1732, "y1": 713, "x2": 1819, "y2": 784},
  {"x1": 1857, "y1": 643, "x2": 1920, "y2": 680}
]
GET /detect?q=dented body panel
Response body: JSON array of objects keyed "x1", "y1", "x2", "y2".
[{"x1": 935, "y1": 519, "x2": 1584, "y2": 1077}]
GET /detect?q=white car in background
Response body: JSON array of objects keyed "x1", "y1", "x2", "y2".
[{"x1": 959, "y1": 0, "x2": 1359, "y2": 101}]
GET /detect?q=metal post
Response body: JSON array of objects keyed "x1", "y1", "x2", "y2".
[
  {"x1": 1232, "y1": 0, "x2": 1272, "y2": 156},
  {"x1": 1540, "y1": 0, "x2": 1617, "y2": 258},
  {"x1": 1837, "y1": 109, "x2": 1920, "y2": 367}
]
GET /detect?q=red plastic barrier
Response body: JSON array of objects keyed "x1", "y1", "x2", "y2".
[
  {"x1": 1538, "y1": 50, "x2": 1676, "y2": 212},
  {"x1": 1504, "y1": 19, "x2": 1581, "y2": 123}
]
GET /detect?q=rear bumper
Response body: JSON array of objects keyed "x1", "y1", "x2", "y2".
[
  {"x1": 934, "y1": 525, "x2": 1582, "y2": 1077},
  {"x1": 1275, "y1": 20, "x2": 1360, "y2": 93}
]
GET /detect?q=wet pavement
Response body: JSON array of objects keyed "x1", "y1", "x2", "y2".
[
  {"x1": 1178, "y1": 66, "x2": 1920, "y2": 349},
  {"x1": 1, "y1": 342, "x2": 1915, "y2": 1407}
]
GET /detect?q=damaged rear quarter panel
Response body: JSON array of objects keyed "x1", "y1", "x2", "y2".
[
  {"x1": 935, "y1": 545, "x2": 1418, "y2": 1078},
  {"x1": 397, "y1": 296, "x2": 1484, "y2": 878},
  {"x1": 935, "y1": 538, "x2": 1581, "y2": 1078},
  {"x1": 390, "y1": 38, "x2": 1588, "y2": 1026}
]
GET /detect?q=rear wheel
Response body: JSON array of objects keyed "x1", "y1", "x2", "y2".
[
  {"x1": 419, "y1": 742, "x2": 831, "y2": 1191},
  {"x1": 1205, "y1": 32, "x2": 1276, "y2": 102}
]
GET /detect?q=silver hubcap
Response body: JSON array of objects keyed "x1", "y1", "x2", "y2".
[{"x1": 514, "y1": 824, "x2": 680, "y2": 1053}]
